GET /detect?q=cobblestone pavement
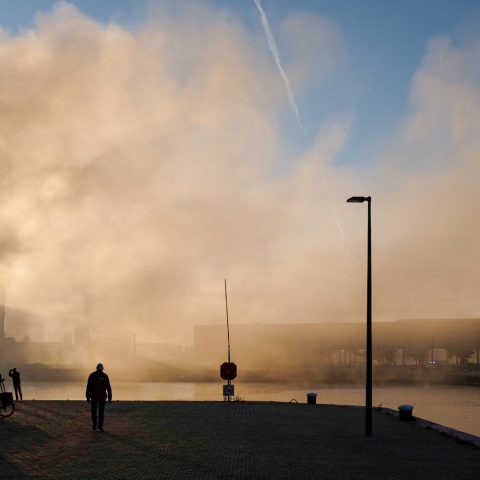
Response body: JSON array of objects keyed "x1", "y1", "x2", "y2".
[{"x1": 0, "y1": 401, "x2": 479, "y2": 479}]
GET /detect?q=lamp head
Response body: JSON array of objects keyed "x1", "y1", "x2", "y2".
[{"x1": 347, "y1": 196, "x2": 371, "y2": 203}]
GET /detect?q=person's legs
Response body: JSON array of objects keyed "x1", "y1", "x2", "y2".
[
  {"x1": 98, "y1": 401, "x2": 105, "y2": 430},
  {"x1": 17, "y1": 384, "x2": 22, "y2": 401},
  {"x1": 91, "y1": 400, "x2": 98, "y2": 429},
  {"x1": 13, "y1": 385, "x2": 19, "y2": 401}
]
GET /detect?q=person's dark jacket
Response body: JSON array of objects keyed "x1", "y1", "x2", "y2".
[
  {"x1": 86, "y1": 371, "x2": 112, "y2": 402},
  {"x1": 9, "y1": 370, "x2": 20, "y2": 385}
]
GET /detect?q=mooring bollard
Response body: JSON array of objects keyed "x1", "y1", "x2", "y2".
[
  {"x1": 398, "y1": 404, "x2": 414, "y2": 421},
  {"x1": 306, "y1": 392, "x2": 317, "y2": 405}
]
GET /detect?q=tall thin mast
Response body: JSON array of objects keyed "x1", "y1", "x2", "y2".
[{"x1": 224, "y1": 279, "x2": 231, "y2": 363}]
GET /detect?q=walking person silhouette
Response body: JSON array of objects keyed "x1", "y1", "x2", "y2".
[{"x1": 86, "y1": 363, "x2": 112, "y2": 432}]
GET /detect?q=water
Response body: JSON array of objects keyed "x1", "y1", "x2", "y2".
[{"x1": 19, "y1": 381, "x2": 480, "y2": 437}]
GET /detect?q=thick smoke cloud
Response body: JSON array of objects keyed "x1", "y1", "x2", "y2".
[
  {"x1": 373, "y1": 36, "x2": 480, "y2": 320},
  {"x1": 0, "y1": 3, "x2": 479, "y2": 343}
]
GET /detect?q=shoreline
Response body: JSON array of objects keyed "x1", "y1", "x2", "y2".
[{"x1": 378, "y1": 406, "x2": 480, "y2": 449}]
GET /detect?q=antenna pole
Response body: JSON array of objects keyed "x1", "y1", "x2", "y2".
[{"x1": 224, "y1": 279, "x2": 231, "y2": 363}]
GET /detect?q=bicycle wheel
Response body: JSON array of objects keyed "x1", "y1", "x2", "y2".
[{"x1": 0, "y1": 401, "x2": 14, "y2": 417}]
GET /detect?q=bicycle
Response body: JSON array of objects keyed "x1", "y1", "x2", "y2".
[{"x1": 0, "y1": 376, "x2": 15, "y2": 417}]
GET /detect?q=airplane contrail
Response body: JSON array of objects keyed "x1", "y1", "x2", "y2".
[
  {"x1": 254, "y1": 0, "x2": 304, "y2": 132},
  {"x1": 255, "y1": 0, "x2": 344, "y2": 241}
]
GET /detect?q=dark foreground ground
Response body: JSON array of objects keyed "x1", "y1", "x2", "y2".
[{"x1": 0, "y1": 401, "x2": 479, "y2": 479}]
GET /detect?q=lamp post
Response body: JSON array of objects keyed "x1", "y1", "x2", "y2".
[{"x1": 347, "y1": 195, "x2": 372, "y2": 437}]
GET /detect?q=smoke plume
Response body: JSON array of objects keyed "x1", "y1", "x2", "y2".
[{"x1": 0, "y1": 3, "x2": 479, "y2": 346}]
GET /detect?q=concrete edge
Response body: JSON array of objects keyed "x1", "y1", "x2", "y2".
[{"x1": 379, "y1": 407, "x2": 480, "y2": 449}]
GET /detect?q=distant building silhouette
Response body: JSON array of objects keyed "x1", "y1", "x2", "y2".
[{"x1": 194, "y1": 318, "x2": 480, "y2": 376}]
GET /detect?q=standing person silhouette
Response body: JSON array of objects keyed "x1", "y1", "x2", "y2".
[
  {"x1": 86, "y1": 363, "x2": 112, "y2": 432},
  {"x1": 8, "y1": 368, "x2": 22, "y2": 401}
]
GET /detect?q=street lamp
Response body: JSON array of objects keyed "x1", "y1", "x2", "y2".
[{"x1": 347, "y1": 195, "x2": 372, "y2": 437}]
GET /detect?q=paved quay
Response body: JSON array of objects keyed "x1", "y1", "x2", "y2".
[{"x1": 0, "y1": 401, "x2": 479, "y2": 479}]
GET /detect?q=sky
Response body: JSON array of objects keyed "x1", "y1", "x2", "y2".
[{"x1": 1, "y1": 1, "x2": 480, "y2": 343}]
